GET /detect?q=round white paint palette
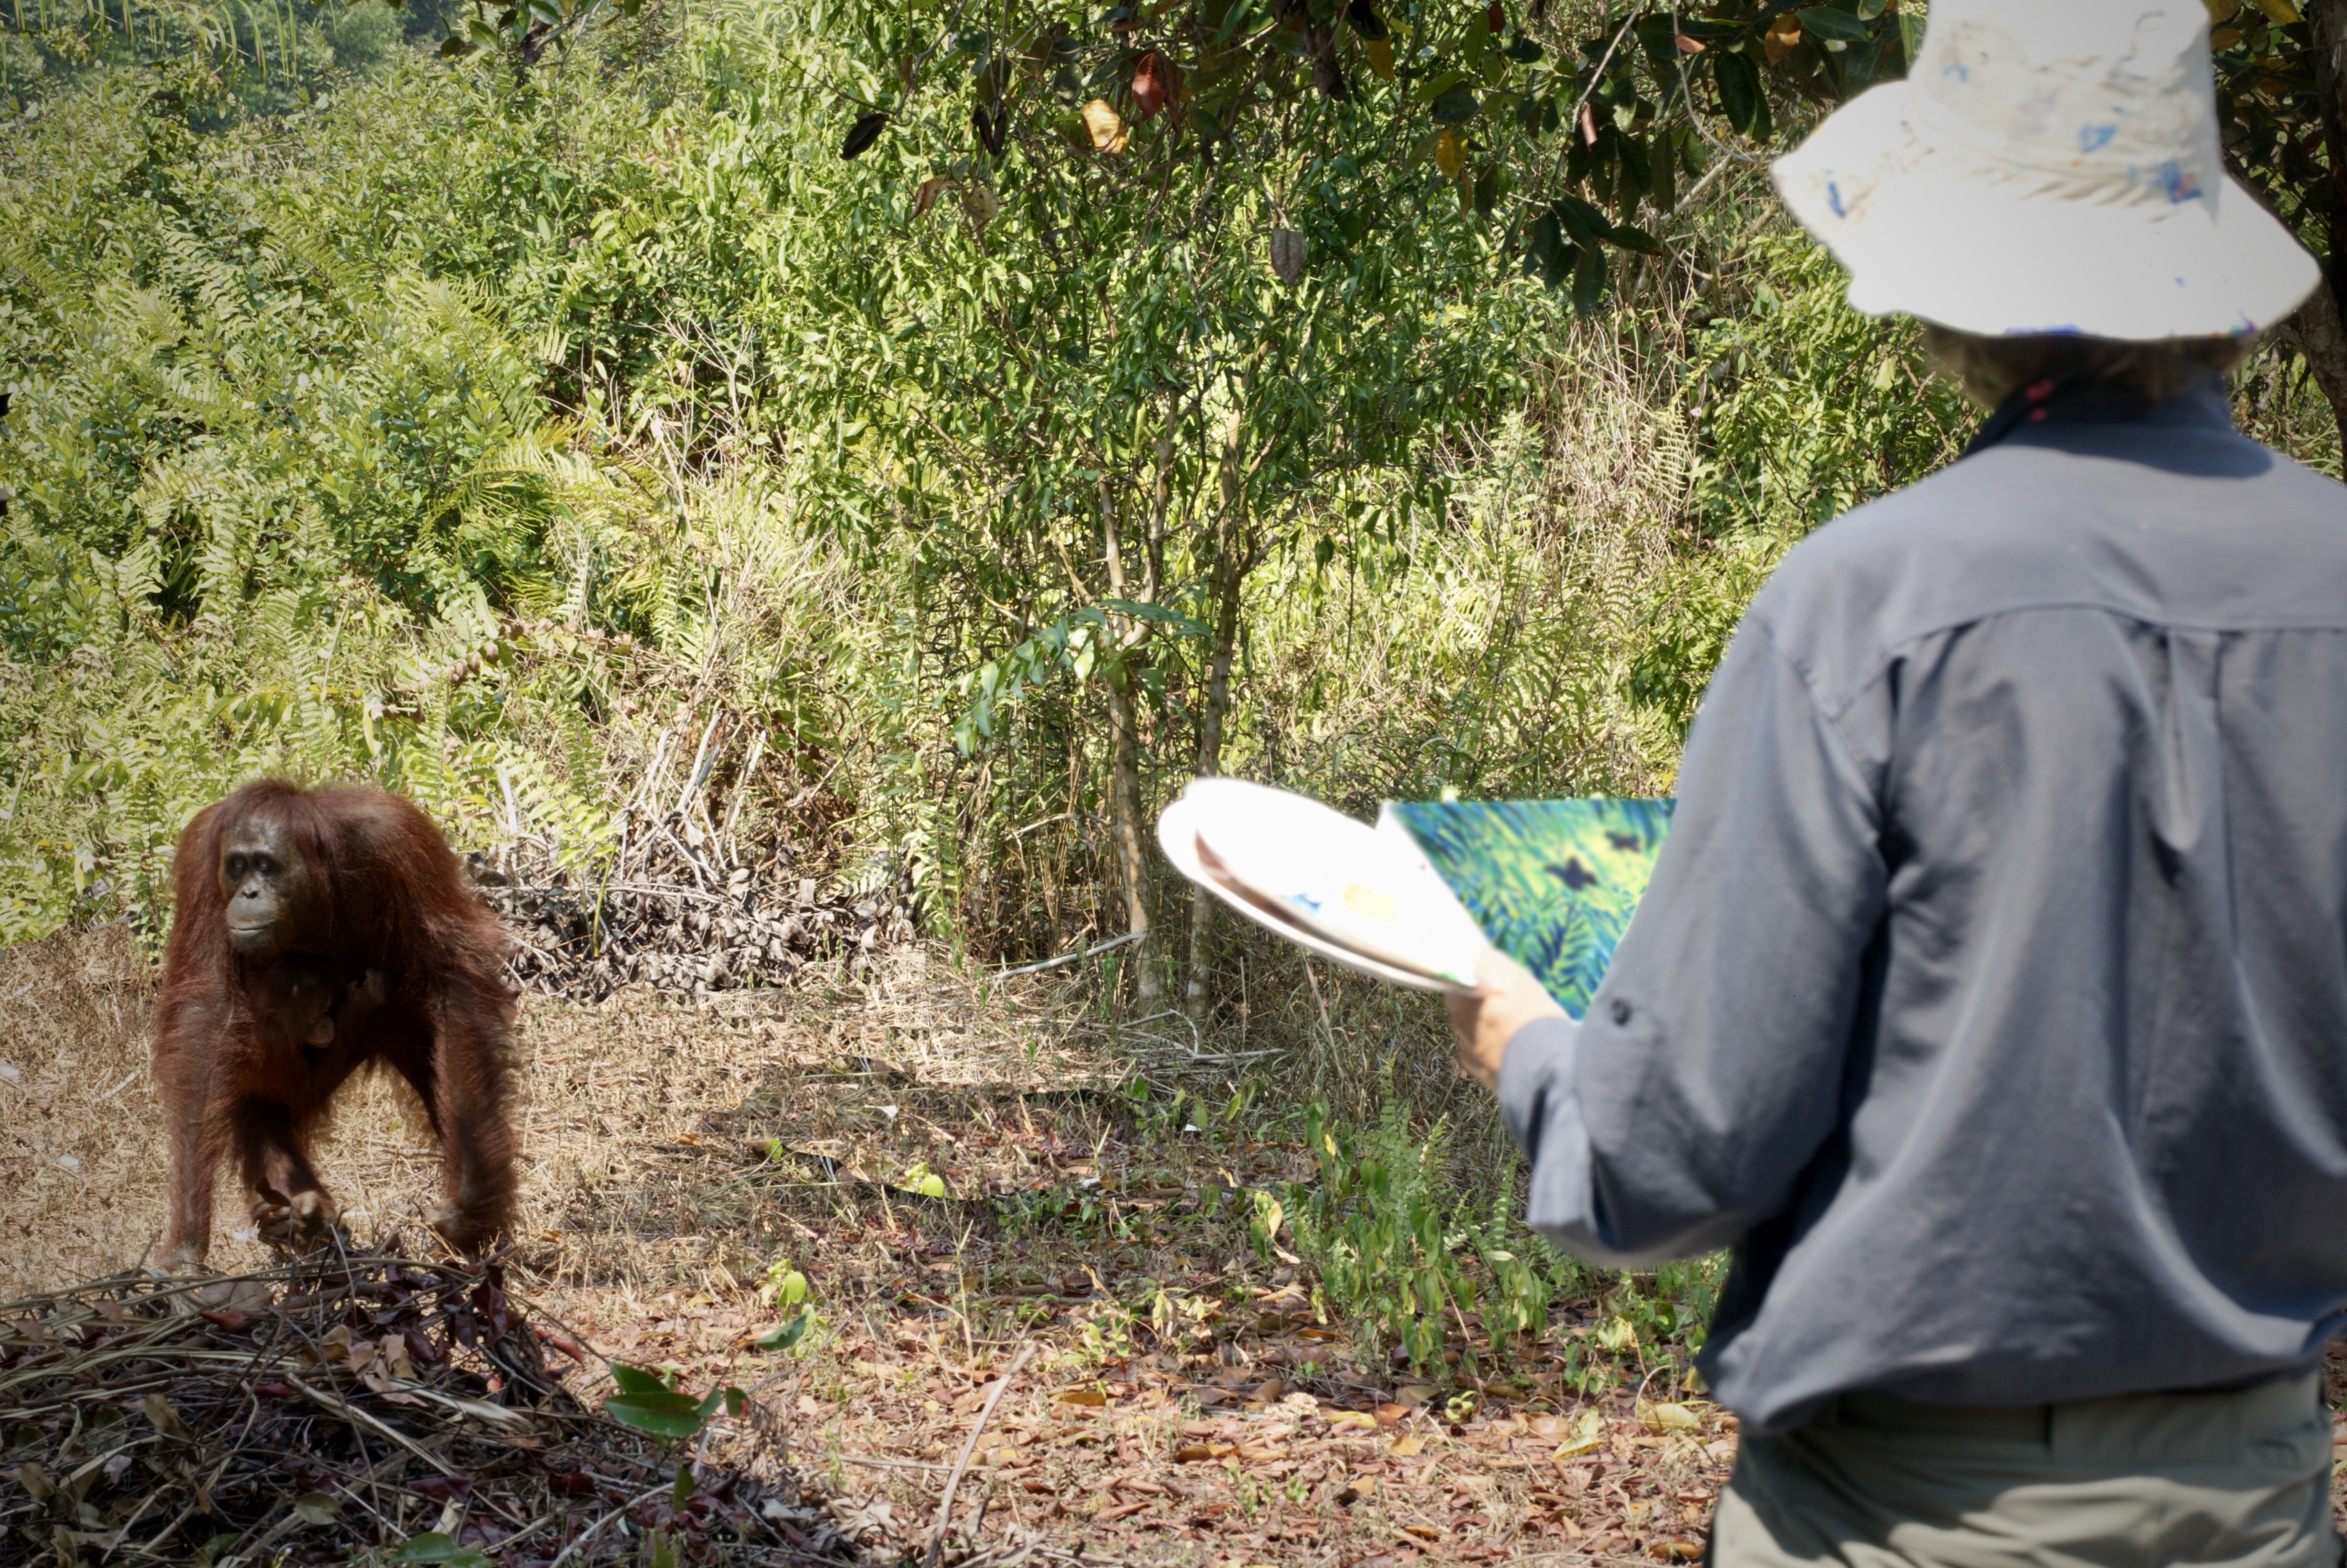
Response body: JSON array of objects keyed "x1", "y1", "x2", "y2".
[
  {"x1": 1156, "y1": 794, "x2": 1452, "y2": 990},
  {"x1": 1165, "y1": 778, "x2": 1489, "y2": 990}
]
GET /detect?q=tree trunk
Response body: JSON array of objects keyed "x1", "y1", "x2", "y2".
[
  {"x1": 1102, "y1": 480, "x2": 1161, "y2": 1010},
  {"x1": 1184, "y1": 555, "x2": 1245, "y2": 1018},
  {"x1": 2294, "y1": 0, "x2": 2347, "y2": 446},
  {"x1": 1183, "y1": 421, "x2": 1251, "y2": 1019}
]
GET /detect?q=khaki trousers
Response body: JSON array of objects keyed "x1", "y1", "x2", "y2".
[{"x1": 1712, "y1": 1375, "x2": 2337, "y2": 1568}]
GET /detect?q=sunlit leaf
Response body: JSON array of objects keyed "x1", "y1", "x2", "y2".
[
  {"x1": 1081, "y1": 99, "x2": 1128, "y2": 153},
  {"x1": 1434, "y1": 127, "x2": 1468, "y2": 179},
  {"x1": 606, "y1": 1386, "x2": 716, "y2": 1439}
]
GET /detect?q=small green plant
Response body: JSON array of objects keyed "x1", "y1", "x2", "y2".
[
  {"x1": 753, "y1": 1311, "x2": 812, "y2": 1352},
  {"x1": 756, "y1": 1259, "x2": 809, "y2": 1309},
  {"x1": 1288, "y1": 1097, "x2": 1485, "y2": 1376},
  {"x1": 601, "y1": 1364, "x2": 745, "y2": 1442},
  {"x1": 391, "y1": 1535, "x2": 490, "y2": 1567}
]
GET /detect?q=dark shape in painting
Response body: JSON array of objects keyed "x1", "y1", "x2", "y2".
[
  {"x1": 152, "y1": 780, "x2": 519, "y2": 1271},
  {"x1": 1391, "y1": 796, "x2": 1673, "y2": 1019}
]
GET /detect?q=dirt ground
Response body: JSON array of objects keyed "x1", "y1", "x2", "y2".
[{"x1": 4, "y1": 926, "x2": 2341, "y2": 1566}]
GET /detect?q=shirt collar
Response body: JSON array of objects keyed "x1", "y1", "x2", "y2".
[{"x1": 1963, "y1": 370, "x2": 2236, "y2": 458}]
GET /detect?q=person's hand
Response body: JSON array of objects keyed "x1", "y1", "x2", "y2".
[{"x1": 1446, "y1": 948, "x2": 1566, "y2": 1091}]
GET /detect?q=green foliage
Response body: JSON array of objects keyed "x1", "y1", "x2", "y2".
[
  {"x1": 430, "y1": 0, "x2": 1913, "y2": 309},
  {"x1": 1288, "y1": 1088, "x2": 1728, "y2": 1392},
  {"x1": 1688, "y1": 231, "x2": 1970, "y2": 541},
  {"x1": 2206, "y1": 2, "x2": 2335, "y2": 286},
  {"x1": 1289, "y1": 1094, "x2": 1570, "y2": 1376},
  {"x1": 1626, "y1": 229, "x2": 1968, "y2": 735},
  {"x1": 390, "y1": 1534, "x2": 492, "y2": 1567},
  {"x1": 602, "y1": 1363, "x2": 746, "y2": 1441}
]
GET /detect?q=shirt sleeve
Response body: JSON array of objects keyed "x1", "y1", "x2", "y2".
[{"x1": 1500, "y1": 612, "x2": 1886, "y2": 1268}]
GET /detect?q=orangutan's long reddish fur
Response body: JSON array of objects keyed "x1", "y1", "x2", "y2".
[{"x1": 152, "y1": 780, "x2": 517, "y2": 1266}]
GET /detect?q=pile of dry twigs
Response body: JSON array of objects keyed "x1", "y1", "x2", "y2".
[
  {"x1": 477, "y1": 835, "x2": 917, "y2": 1003},
  {"x1": 0, "y1": 1248, "x2": 860, "y2": 1567},
  {"x1": 471, "y1": 710, "x2": 920, "y2": 1002}
]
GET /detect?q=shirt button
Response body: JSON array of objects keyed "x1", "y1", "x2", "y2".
[{"x1": 1610, "y1": 998, "x2": 1632, "y2": 1025}]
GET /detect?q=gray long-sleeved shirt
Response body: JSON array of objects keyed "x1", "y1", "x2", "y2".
[{"x1": 1499, "y1": 377, "x2": 2347, "y2": 1434}]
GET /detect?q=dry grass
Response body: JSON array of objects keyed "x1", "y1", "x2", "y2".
[
  {"x1": 1, "y1": 925, "x2": 1715, "y2": 1564},
  {"x1": 14, "y1": 926, "x2": 2332, "y2": 1567},
  {"x1": 0, "y1": 927, "x2": 171, "y2": 1296},
  {"x1": 0, "y1": 931, "x2": 1136, "y2": 1301}
]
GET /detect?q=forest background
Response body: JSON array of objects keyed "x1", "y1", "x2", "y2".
[{"x1": 4, "y1": 0, "x2": 2346, "y2": 1403}]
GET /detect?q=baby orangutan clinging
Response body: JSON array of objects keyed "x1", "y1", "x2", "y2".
[{"x1": 152, "y1": 780, "x2": 519, "y2": 1270}]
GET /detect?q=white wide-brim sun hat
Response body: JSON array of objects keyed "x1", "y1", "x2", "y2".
[{"x1": 1772, "y1": 0, "x2": 2319, "y2": 340}]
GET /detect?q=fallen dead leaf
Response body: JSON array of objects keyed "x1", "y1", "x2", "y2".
[
  {"x1": 1389, "y1": 1433, "x2": 1425, "y2": 1457},
  {"x1": 1639, "y1": 1399, "x2": 1702, "y2": 1434}
]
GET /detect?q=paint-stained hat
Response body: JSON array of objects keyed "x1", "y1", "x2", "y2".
[{"x1": 1772, "y1": 0, "x2": 2318, "y2": 339}]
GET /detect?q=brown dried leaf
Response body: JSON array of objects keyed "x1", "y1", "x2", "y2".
[
  {"x1": 1268, "y1": 226, "x2": 1305, "y2": 284},
  {"x1": 913, "y1": 175, "x2": 956, "y2": 217},
  {"x1": 1130, "y1": 50, "x2": 1180, "y2": 122},
  {"x1": 142, "y1": 1393, "x2": 194, "y2": 1442},
  {"x1": 1081, "y1": 99, "x2": 1128, "y2": 154}
]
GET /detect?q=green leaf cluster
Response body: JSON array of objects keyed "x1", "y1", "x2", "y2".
[{"x1": 602, "y1": 1363, "x2": 747, "y2": 1441}]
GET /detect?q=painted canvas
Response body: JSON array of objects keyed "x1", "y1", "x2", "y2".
[{"x1": 1384, "y1": 797, "x2": 1674, "y2": 1019}]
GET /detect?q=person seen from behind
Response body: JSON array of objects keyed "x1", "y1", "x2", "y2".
[{"x1": 1450, "y1": 1, "x2": 2347, "y2": 1564}]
